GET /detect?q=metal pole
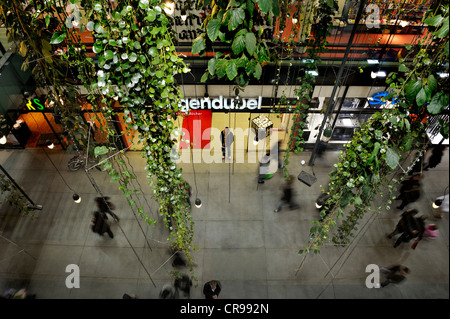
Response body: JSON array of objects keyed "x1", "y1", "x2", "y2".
[
  {"x1": 309, "y1": 0, "x2": 367, "y2": 166},
  {"x1": 0, "y1": 164, "x2": 42, "y2": 210}
]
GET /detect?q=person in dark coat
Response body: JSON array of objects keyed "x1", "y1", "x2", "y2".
[
  {"x1": 387, "y1": 209, "x2": 426, "y2": 248},
  {"x1": 395, "y1": 174, "x2": 421, "y2": 210},
  {"x1": 220, "y1": 127, "x2": 234, "y2": 160},
  {"x1": 380, "y1": 265, "x2": 410, "y2": 287},
  {"x1": 95, "y1": 196, "x2": 120, "y2": 222},
  {"x1": 91, "y1": 211, "x2": 114, "y2": 238},
  {"x1": 174, "y1": 274, "x2": 192, "y2": 298},
  {"x1": 274, "y1": 175, "x2": 299, "y2": 212},
  {"x1": 203, "y1": 280, "x2": 221, "y2": 299},
  {"x1": 424, "y1": 145, "x2": 446, "y2": 170}
]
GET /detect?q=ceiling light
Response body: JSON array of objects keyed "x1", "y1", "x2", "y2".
[
  {"x1": 73, "y1": 193, "x2": 81, "y2": 203},
  {"x1": 306, "y1": 70, "x2": 319, "y2": 76},
  {"x1": 181, "y1": 9, "x2": 187, "y2": 21},
  {"x1": 47, "y1": 142, "x2": 55, "y2": 149},
  {"x1": 0, "y1": 135, "x2": 7, "y2": 144},
  {"x1": 371, "y1": 70, "x2": 386, "y2": 78},
  {"x1": 367, "y1": 59, "x2": 379, "y2": 64},
  {"x1": 292, "y1": 17, "x2": 298, "y2": 24},
  {"x1": 195, "y1": 198, "x2": 202, "y2": 208},
  {"x1": 432, "y1": 198, "x2": 443, "y2": 209},
  {"x1": 437, "y1": 72, "x2": 449, "y2": 78}
]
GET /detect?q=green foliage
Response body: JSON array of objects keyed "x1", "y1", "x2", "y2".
[
  {"x1": 300, "y1": 4, "x2": 449, "y2": 259},
  {"x1": 194, "y1": 0, "x2": 277, "y2": 86}
]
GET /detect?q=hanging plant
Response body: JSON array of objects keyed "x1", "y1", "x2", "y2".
[
  {"x1": 273, "y1": 0, "x2": 337, "y2": 175},
  {"x1": 297, "y1": 4, "x2": 449, "y2": 268},
  {"x1": 193, "y1": 0, "x2": 280, "y2": 87},
  {"x1": 78, "y1": 0, "x2": 196, "y2": 267}
]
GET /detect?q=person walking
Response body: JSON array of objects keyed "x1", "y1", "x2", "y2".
[
  {"x1": 220, "y1": 127, "x2": 234, "y2": 160},
  {"x1": 95, "y1": 196, "x2": 120, "y2": 222},
  {"x1": 387, "y1": 209, "x2": 425, "y2": 248},
  {"x1": 395, "y1": 174, "x2": 421, "y2": 210},
  {"x1": 203, "y1": 280, "x2": 221, "y2": 299},
  {"x1": 274, "y1": 175, "x2": 299, "y2": 212},
  {"x1": 91, "y1": 211, "x2": 114, "y2": 238},
  {"x1": 380, "y1": 265, "x2": 410, "y2": 287},
  {"x1": 174, "y1": 274, "x2": 192, "y2": 299},
  {"x1": 424, "y1": 145, "x2": 446, "y2": 171}
]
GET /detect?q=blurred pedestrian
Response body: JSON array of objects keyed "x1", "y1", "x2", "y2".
[
  {"x1": 95, "y1": 196, "x2": 120, "y2": 222},
  {"x1": 91, "y1": 211, "x2": 114, "y2": 238},
  {"x1": 424, "y1": 145, "x2": 446, "y2": 171},
  {"x1": 159, "y1": 284, "x2": 178, "y2": 299},
  {"x1": 270, "y1": 140, "x2": 284, "y2": 169},
  {"x1": 387, "y1": 209, "x2": 426, "y2": 248},
  {"x1": 220, "y1": 127, "x2": 234, "y2": 160},
  {"x1": 423, "y1": 223, "x2": 439, "y2": 240},
  {"x1": 380, "y1": 265, "x2": 410, "y2": 287},
  {"x1": 174, "y1": 274, "x2": 192, "y2": 299},
  {"x1": 274, "y1": 175, "x2": 299, "y2": 212},
  {"x1": 203, "y1": 280, "x2": 221, "y2": 299},
  {"x1": 395, "y1": 174, "x2": 421, "y2": 210}
]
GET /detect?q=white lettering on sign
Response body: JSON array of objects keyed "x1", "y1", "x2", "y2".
[{"x1": 179, "y1": 96, "x2": 262, "y2": 113}]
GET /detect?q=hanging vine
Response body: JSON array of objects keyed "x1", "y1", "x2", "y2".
[
  {"x1": 1, "y1": 1, "x2": 197, "y2": 271},
  {"x1": 298, "y1": 3, "x2": 449, "y2": 265}
]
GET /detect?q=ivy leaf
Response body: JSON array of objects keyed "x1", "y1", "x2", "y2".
[
  {"x1": 232, "y1": 35, "x2": 246, "y2": 55},
  {"x1": 215, "y1": 59, "x2": 228, "y2": 78},
  {"x1": 102, "y1": 161, "x2": 112, "y2": 171},
  {"x1": 94, "y1": 146, "x2": 109, "y2": 157},
  {"x1": 405, "y1": 79, "x2": 422, "y2": 104},
  {"x1": 424, "y1": 14, "x2": 444, "y2": 27},
  {"x1": 50, "y1": 31, "x2": 66, "y2": 44},
  {"x1": 427, "y1": 74, "x2": 437, "y2": 93},
  {"x1": 45, "y1": 14, "x2": 51, "y2": 28},
  {"x1": 245, "y1": 32, "x2": 257, "y2": 56},
  {"x1": 245, "y1": 59, "x2": 257, "y2": 75},
  {"x1": 385, "y1": 147, "x2": 400, "y2": 170},
  {"x1": 434, "y1": 18, "x2": 449, "y2": 38},
  {"x1": 226, "y1": 60, "x2": 238, "y2": 80},
  {"x1": 110, "y1": 174, "x2": 120, "y2": 183},
  {"x1": 427, "y1": 92, "x2": 448, "y2": 114},
  {"x1": 255, "y1": 0, "x2": 272, "y2": 14},
  {"x1": 208, "y1": 58, "x2": 216, "y2": 76},
  {"x1": 200, "y1": 71, "x2": 209, "y2": 82},
  {"x1": 416, "y1": 87, "x2": 429, "y2": 106},
  {"x1": 254, "y1": 62, "x2": 262, "y2": 80},
  {"x1": 398, "y1": 64, "x2": 409, "y2": 72},
  {"x1": 191, "y1": 35, "x2": 206, "y2": 54},
  {"x1": 228, "y1": 7, "x2": 245, "y2": 31},
  {"x1": 207, "y1": 18, "x2": 221, "y2": 41}
]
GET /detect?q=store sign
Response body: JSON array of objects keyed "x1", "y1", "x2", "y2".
[
  {"x1": 368, "y1": 91, "x2": 398, "y2": 106},
  {"x1": 179, "y1": 96, "x2": 262, "y2": 112},
  {"x1": 26, "y1": 98, "x2": 45, "y2": 110}
]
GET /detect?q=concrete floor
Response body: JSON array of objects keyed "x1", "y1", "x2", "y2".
[{"x1": 0, "y1": 146, "x2": 448, "y2": 300}]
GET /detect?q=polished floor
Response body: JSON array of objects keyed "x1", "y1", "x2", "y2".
[{"x1": 0, "y1": 146, "x2": 448, "y2": 300}]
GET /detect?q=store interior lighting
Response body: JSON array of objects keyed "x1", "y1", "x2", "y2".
[
  {"x1": 306, "y1": 70, "x2": 319, "y2": 76},
  {"x1": 371, "y1": 70, "x2": 387, "y2": 78},
  {"x1": 163, "y1": 1, "x2": 175, "y2": 15},
  {"x1": 367, "y1": 59, "x2": 380, "y2": 64},
  {"x1": 437, "y1": 72, "x2": 449, "y2": 78}
]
